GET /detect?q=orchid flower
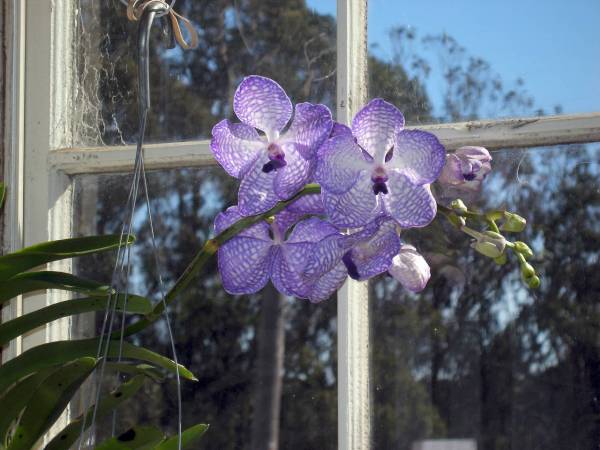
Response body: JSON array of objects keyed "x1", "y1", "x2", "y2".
[
  {"x1": 315, "y1": 98, "x2": 446, "y2": 228},
  {"x1": 437, "y1": 146, "x2": 492, "y2": 191},
  {"x1": 211, "y1": 76, "x2": 333, "y2": 216},
  {"x1": 215, "y1": 207, "x2": 346, "y2": 302}
]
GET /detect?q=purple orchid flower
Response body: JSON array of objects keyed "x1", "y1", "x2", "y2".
[
  {"x1": 211, "y1": 76, "x2": 333, "y2": 216},
  {"x1": 388, "y1": 244, "x2": 431, "y2": 292},
  {"x1": 215, "y1": 207, "x2": 346, "y2": 303},
  {"x1": 437, "y1": 146, "x2": 492, "y2": 191},
  {"x1": 315, "y1": 99, "x2": 446, "y2": 228},
  {"x1": 341, "y1": 217, "x2": 401, "y2": 281}
]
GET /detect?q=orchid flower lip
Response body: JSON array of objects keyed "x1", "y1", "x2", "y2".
[{"x1": 342, "y1": 251, "x2": 360, "y2": 280}]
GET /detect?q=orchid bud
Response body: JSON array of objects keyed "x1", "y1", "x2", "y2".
[
  {"x1": 514, "y1": 241, "x2": 533, "y2": 259},
  {"x1": 388, "y1": 245, "x2": 431, "y2": 292},
  {"x1": 471, "y1": 231, "x2": 506, "y2": 258},
  {"x1": 520, "y1": 262, "x2": 536, "y2": 279},
  {"x1": 527, "y1": 275, "x2": 541, "y2": 289},
  {"x1": 450, "y1": 199, "x2": 468, "y2": 214},
  {"x1": 501, "y1": 212, "x2": 526, "y2": 233},
  {"x1": 494, "y1": 253, "x2": 507, "y2": 265},
  {"x1": 437, "y1": 146, "x2": 492, "y2": 191}
]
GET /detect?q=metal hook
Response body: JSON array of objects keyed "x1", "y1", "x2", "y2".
[{"x1": 137, "y1": 1, "x2": 170, "y2": 113}]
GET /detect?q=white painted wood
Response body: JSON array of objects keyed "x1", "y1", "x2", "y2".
[
  {"x1": 1, "y1": 0, "x2": 77, "y2": 441},
  {"x1": 49, "y1": 140, "x2": 214, "y2": 174},
  {"x1": 2, "y1": 0, "x2": 26, "y2": 364},
  {"x1": 413, "y1": 113, "x2": 600, "y2": 150},
  {"x1": 336, "y1": 1, "x2": 371, "y2": 450},
  {"x1": 47, "y1": 112, "x2": 600, "y2": 176}
]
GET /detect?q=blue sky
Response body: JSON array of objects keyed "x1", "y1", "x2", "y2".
[{"x1": 307, "y1": 0, "x2": 599, "y2": 117}]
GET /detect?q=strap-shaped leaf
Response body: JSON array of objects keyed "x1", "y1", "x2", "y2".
[
  {"x1": 44, "y1": 375, "x2": 147, "y2": 450},
  {"x1": 0, "y1": 368, "x2": 56, "y2": 446},
  {"x1": 104, "y1": 363, "x2": 165, "y2": 383},
  {"x1": 0, "y1": 338, "x2": 196, "y2": 394},
  {"x1": 0, "y1": 294, "x2": 152, "y2": 347},
  {"x1": 0, "y1": 271, "x2": 112, "y2": 304},
  {"x1": 0, "y1": 234, "x2": 135, "y2": 281},
  {"x1": 94, "y1": 426, "x2": 165, "y2": 449},
  {"x1": 155, "y1": 423, "x2": 209, "y2": 450},
  {"x1": 6, "y1": 357, "x2": 97, "y2": 450}
]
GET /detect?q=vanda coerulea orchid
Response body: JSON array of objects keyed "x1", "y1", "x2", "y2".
[{"x1": 209, "y1": 75, "x2": 540, "y2": 301}]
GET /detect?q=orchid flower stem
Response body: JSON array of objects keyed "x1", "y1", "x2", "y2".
[
  {"x1": 119, "y1": 183, "x2": 322, "y2": 338},
  {"x1": 438, "y1": 203, "x2": 500, "y2": 232}
]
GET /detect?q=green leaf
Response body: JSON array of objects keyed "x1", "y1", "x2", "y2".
[
  {"x1": 6, "y1": 357, "x2": 97, "y2": 450},
  {"x1": 155, "y1": 424, "x2": 209, "y2": 450},
  {"x1": 0, "y1": 234, "x2": 135, "y2": 281},
  {"x1": 0, "y1": 182, "x2": 5, "y2": 210},
  {"x1": 0, "y1": 368, "x2": 56, "y2": 445},
  {"x1": 94, "y1": 426, "x2": 165, "y2": 450},
  {"x1": 0, "y1": 271, "x2": 112, "y2": 304},
  {"x1": 103, "y1": 363, "x2": 165, "y2": 383},
  {"x1": 0, "y1": 294, "x2": 152, "y2": 347},
  {"x1": 44, "y1": 375, "x2": 147, "y2": 450},
  {"x1": 0, "y1": 338, "x2": 196, "y2": 394}
]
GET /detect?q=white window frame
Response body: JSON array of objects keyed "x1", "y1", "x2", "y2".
[{"x1": 3, "y1": 0, "x2": 600, "y2": 448}]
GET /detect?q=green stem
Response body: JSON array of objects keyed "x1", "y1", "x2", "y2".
[
  {"x1": 120, "y1": 183, "x2": 321, "y2": 337},
  {"x1": 437, "y1": 203, "x2": 501, "y2": 232}
]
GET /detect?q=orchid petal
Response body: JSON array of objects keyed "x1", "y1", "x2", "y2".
[
  {"x1": 388, "y1": 244, "x2": 431, "y2": 292},
  {"x1": 390, "y1": 129, "x2": 446, "y2": 185},
  {"x1": 315, "y1": 132, "x2": 369, "y2": 195},
  {"x1": 383, "y1": 171, "x2": 437, "y2": 228},
  {"x1": 238, "y1": 158, "x2": 280, "y2": 216},
  {"x1": 271, "y1": 247, "x2": 312, "y2": 298},
  {"x1": 323, "y1": 174, "x2": 380, "y2": 228},
  {"x1": 437, "y1": 153, "x2": 464, "y2": 186},
  {"x1": 274, "y1": 194, "x2": 325, "y2": 233},
  {"x1": 330, "y1": 122, "x2": 352, "y2": 138},
  {"x1": 351, "y1": 98, "x2": 405, "y2": 160},
  {"x1": 274, "y1": 143, "x2": 315, "y2": 200},
  {"x1": 287, "y1": 218, "x2": 345, "y2": 277},
  {"x1": 308, "y1": 262, "x2": 348, "y2": 303},
  {"x1": 284, "y1": 103, "x2": 333, "y2": 159},
  {"x1": 344, "y1": 218, "x2": 400, "y2": 280},
  {"x1": 210, "y1": 120, "x2": 264, "y2": 178},
  {"x1": 218, "y1": 237, "x2": 273, "y2": 295},
  {"x1": 214, "y1": 206, "x2": 271, "y2": 240},
  {"x1": 233, "y1": 76, "x2": 292, "y2": 136}
]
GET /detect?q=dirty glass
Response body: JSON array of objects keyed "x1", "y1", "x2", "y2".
[
  {"x1": 368, "y1": 0, "x2": 600, "y2": 124},
  {"x1": 370, "y1": 143, "x2": 600, "y2": 450},
  {"x1": 74, "y1": 0, "x2": 337, "y2": 145},
  {"x1": 73, "y1": 167, "x2": 337, "y2": 450}
]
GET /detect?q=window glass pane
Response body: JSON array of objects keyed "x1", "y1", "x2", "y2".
[
  {"x1": 370, "y1": 143, "x2": 600, "y2": 449},
  {"x1": 73, "y1": 168, "x2": 337, "y2": 449},
  {"x1": 368, "y1": 0, "x2": 600, "y2": 124},
  {"x1": 75, "y1": 0, "x2": 336, "y2": 145}
]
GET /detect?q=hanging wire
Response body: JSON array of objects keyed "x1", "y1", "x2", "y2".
[{"x1": 76, "y1": 2, "x2": 183, "y2": 449}]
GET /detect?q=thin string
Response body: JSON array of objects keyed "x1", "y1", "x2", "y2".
[
  {"x1": 76, "y1": 135, "x2": 146, "y2": 449},
  {"x1": 76, "y1": 3, "x2": 189, "y2": 447}
]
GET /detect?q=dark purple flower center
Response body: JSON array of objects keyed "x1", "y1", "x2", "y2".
[
  {"x1": 371, "y1": 166, "x2": 389, "y2": 195},
  {"x1": 262, "y1": 143, "x2": 287, "y2": 173},
  {"x1": 463, "y1": 172, "x2": 477, "y2": 181},
  {"x1": 342, "y1": 251, "x2": 360, "y2": 280}
]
